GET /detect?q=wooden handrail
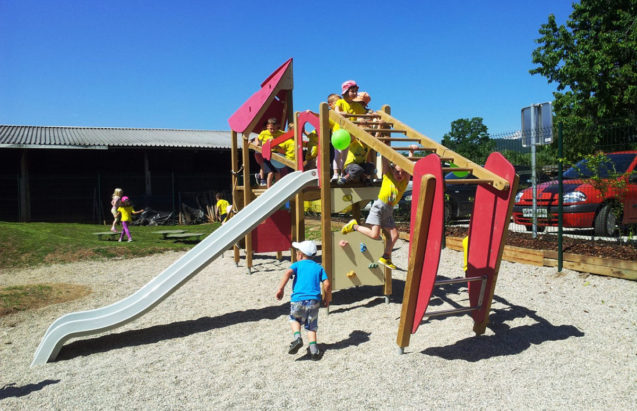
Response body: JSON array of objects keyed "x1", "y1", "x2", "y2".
[{"x1": 375, "y1": 111, "x2": 510, "y2": 191}]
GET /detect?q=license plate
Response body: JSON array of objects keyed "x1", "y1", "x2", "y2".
[{"x1": 522, "y1": 208, "x2": 547, "y2": 218}]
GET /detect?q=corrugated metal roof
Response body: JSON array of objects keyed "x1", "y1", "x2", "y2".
[{"x1": 0, "y1": 125, "x2": 234, "y2": 149}]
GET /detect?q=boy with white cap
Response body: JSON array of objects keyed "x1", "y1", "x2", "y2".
[{"x1": 275, "y1": 240, "x2": 331, "y2": 360}]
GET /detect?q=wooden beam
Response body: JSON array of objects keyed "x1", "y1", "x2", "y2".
[
  {"x1": 319, "y1": 102, "x2": 333, "y2": 300},
  {"x1": 375, "y1": 111, "x2": 510, "y2": 191},
  {"x1": 248, "y1": 142, "x2": 296, "y2": 169},
  {"x1": 242, "y1": 132, "x2": 253, "y2": 270},
  {"x1": 396, "y1": 174, "x2": 436, "y2": 348}
]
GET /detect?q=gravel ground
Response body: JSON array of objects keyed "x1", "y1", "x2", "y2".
[{"x1": 1, "y1": 240, "x2": 636, "y2": 409}]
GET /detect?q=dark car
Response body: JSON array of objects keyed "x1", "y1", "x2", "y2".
[
  {"x1": 512, "y1": 151, "x2": 637, "y2": 236},
  {"x1": 514, "y1": 166, "x2": 552, "y2": 190},
  {"x1": 442, "y1": 165, "x2": 547, "y2": 222},
  {"x1": 397, "y1": 172, "x2": 480, "y2": 222}
]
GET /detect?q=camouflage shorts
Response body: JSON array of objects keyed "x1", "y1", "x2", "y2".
[{"x1": 289, "y1": 299, "x2": 320, "y2": 331}]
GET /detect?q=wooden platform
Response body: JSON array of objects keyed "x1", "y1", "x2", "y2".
[
  {"x1": 153, "y1": 230, "x2": 187, "y2": 239},
  {"x1": 164, "y1": 232, "x2": 205, "y2": 242},
  {"x1": 93, "y1": 232, "x2": 119, "y2": 240}
]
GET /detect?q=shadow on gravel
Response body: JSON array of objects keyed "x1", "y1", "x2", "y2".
[
  {"x1": 294, "y1": 331, "x2": 372, "y2": 361},
  {"x1": 55, "y1": 303, "x2": 290, "y2": 362},
  {"x1": 420, "y1": 295, "x2": 584, "y2": 361},
  {"x1": 0, "y1": 379, "x2": 60, "y2": 400}
]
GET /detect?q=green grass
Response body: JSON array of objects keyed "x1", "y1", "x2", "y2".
[{"x1": 0, "y1": 222, "x2": 221, "y2": 269}]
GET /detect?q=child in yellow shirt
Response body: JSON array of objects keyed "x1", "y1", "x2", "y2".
[
  {"x1": 341, "y1": 158, "x2": 409, "y2": 269},
  {"x1": 116, "y1": 196, "x2": 144, "y2": 242}
]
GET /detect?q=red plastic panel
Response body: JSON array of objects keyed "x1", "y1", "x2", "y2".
[
  {"x1": 228, "y1": 59, "x2": 293, "y2": 133},
  {"x1": 296, "y1": 111, "x2": 320, "y2": 172},
  {"x1": 409, "y1": 154, "x2": 445, "y2": 334},
  {"x1": 466, "y1": 152, "x2": 516, "y2": 327},
  {"x1": 252, "y1": 209, "x2": 292, "y2": 253}
]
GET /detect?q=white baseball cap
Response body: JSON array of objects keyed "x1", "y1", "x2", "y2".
[{"x1": 292, "y1": 240, "x2": 317, "y2": 257}]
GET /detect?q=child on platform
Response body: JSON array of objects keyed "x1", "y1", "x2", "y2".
[
  {"x1": 116, "y1": 196, "x2": 144, "y2": 242},
  {"x1": 334, "y1": 81, "x2": 371, "y2": 184},
  {"x1": 275, "y1": 240, "x2": 331, "y2": 361},
  {"x1": 256, "y1": 117, "x2": 285, "y2": 188},
  {"x1": 341, "y1": 158, "x2": 409, "y2": 269}
]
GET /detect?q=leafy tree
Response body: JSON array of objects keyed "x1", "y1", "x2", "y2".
[
  {"x1": 530, "y1": 0, "x2": 637, "y2": 162},
  {"x1": 441, "y1": 117, "x2": 495, "y2": 164}
]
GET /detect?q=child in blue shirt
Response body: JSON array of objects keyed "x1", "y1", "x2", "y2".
[{"x1": 275, "y1": 240, "x2": 331, "y2": 361}]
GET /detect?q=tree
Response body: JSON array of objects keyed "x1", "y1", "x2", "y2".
[
  {"x1": 441, "y1": 117, "x2": 495, "y2": 164},
  {"x1": 530, "y1": 0, "x2": 637, "y2": 162}
]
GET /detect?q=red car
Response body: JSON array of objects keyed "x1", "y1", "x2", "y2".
[{"x1": 512, "y1": 151, "x2": 637, "y2": 236}]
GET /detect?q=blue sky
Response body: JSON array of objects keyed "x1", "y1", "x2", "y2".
[{"x1": 0, "y1": 0, "x2": 576, "y2": 141}]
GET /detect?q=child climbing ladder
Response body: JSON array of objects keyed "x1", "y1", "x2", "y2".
[{"x1": 341, "y1": 157, "x2": 409, "y2": 269}]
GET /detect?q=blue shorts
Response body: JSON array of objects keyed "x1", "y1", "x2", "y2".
[{"x1": 289, "y1": 299, "x2": 320, "y2": 331}]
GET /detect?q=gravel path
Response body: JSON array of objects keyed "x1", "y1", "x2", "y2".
[{"x1": 1, "y1": 240, "x2": 636, "y2": 409}]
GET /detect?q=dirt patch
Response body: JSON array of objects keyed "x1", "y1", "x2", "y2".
[
  {"x1": 0, "y1": 283, "x2": 91, "y2": 317},
  {"x1": 444, "y1": 226, "x2": 637, "y2": 261}
]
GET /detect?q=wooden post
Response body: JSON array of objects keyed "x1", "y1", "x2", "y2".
[
  {"x1": 242, "y1": 132, "x2": 253, "y2": 270},
  {"x1": 319, "y1": 102, "x2": 333, "y2": 290},
  {"x1": 396, "y1": 174, "x2": 436, "y2": 349},
  {"x1": 230, "y1": 131, "x2": 241, "y2": 264},
  {"x1": 381, "y1": 105, "x2": 393, "y2": 297}
]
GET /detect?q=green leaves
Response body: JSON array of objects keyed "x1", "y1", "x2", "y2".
[
  {"x1": 441, "y1": 117, "x2": 494, "y2": 164},
  {"x1": 530, "y1": 0, "x2": 637, "y2": 162}
]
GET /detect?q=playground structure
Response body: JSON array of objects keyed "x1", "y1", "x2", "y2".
[{"x1": 32, "y1": 58, "x2": 518, "y2": 365}]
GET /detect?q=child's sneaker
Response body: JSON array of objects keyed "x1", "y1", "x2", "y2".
[
  {"x1": 118, "y1": 238, "x2": 122, "y2": 242},
  {"x1": 308, "y1": 347, "x2": 321, "y2": 361},
  {"x1": 341, "y1": 219, "x2": 358, "y2": 234},
  {"x1": 128, "y1": 239, "x2": 133, "y2": 242},
  {"x1": 378, "y1": 257, "x2": 397, "y2": 270},
  {"x1": 110, "y1": 227, "x2": 117, "y2": 233},
  {"x1": 288, "y1": 337, "x2": 303, "y2": 354}
]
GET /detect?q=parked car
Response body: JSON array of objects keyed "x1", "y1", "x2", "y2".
[
  {"x1": 512, "y1": 151, "x2": 637, "y2": 236},
  {"x1": 514, "y1": 166, "x2": 552, "y2": 190}
]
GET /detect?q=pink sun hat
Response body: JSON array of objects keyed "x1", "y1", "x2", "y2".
[{"x1": 341, "y1": 80, "x2": 358, "y2": 94}]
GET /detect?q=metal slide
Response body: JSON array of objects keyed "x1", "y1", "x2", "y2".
[{"x1": 32, "y1": 170, "x2": 319, "y2": 366}]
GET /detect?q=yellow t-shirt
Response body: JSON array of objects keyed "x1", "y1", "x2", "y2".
[
  {"x1": 378, "y1": 172, "x2": 409, "y2": 207},
  {"x1": 216, "y1": 199, "x2": 230, "y2": 216},
  {"x1": 117, "y1": 206, "x2": 134, "y2": 222},
  {"x1": 257, "y1": 129, "x2": 284, "y2": 144},
  {"x1": 306, "y1": 131, "x2": 318, "y2": 160},
  {"x1": 344, "y1": 139, "x2": 369, "y2": 166},
  {"x1": 333, "y1": 99, "x2": 366, "y2": 132},
  {"x1": 276, "y1": 139, "x2": 296, "y2": 161}
]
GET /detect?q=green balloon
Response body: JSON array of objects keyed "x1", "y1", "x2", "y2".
[
  {"x1": 451, "y1": 163, "x2": 469, "y2": 178},
  {"x1": 331, "y1": 129, "x2": 351, "y2": 151}
]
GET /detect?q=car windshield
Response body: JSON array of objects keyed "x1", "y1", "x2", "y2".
[{"x1": 563, "y1": 153, "x2": 636, "y2": 179}]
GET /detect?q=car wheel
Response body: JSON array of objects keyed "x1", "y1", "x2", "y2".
[{"x1": 594, "y1": 204, "x2": 617, "y2": 237}]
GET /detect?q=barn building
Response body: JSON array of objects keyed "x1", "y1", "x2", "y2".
[{"x1": 0, "y1": 125, "x2": 248, "y2": 223}]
